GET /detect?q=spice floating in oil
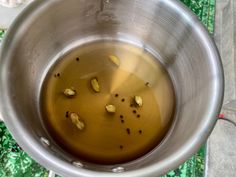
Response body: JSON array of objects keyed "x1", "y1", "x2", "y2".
[{"x1": 41, "y1": 41, "x2": 175, "y2": 164}]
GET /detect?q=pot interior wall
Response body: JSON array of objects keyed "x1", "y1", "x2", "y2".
[{"x1": 0, "y1": 0, "x2": 223, "y2": 175}]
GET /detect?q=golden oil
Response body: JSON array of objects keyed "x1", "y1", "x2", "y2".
[{"x1": 41, "y1": 41, "x2": 175, "y2": 164}]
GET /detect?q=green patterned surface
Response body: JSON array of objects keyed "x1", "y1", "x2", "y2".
[
  {"x1": 0, "y1": 122, "x2": 49, "y2": 177},
  {"x1": 0, "y1": 0, "x2": 215, "y2": 176},
  {"x1": 181, "y1": 0, "x2": 215, "y2": 34},
  {"x1": 163, "y1": 146, "x2": 205, "y2": 177},
  {"x1": 0, "y1": 29, "x2": 5, "y2": 42}
]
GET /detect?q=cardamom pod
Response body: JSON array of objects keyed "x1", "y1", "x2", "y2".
[
  {"x1": 108, "y1": 55, "x2": 120, "y2": 66},
  {"x1": 69, "y1": 112, "x2": 85, "y2": 130},
  {"x1": 105, "y1": 104, "x2": 116, "y2": 113},
  {"x1": 90, "y1": 78, "x2": 100, "y2": 93}
]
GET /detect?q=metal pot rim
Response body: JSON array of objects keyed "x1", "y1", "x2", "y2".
[{"x1": 0, "y1": 0, "x2": 224, "y2": 176}]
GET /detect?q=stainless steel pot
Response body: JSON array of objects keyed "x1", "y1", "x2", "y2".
[{"x1": 0, "y1": 0, "x2": 224, "y2": 176}]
